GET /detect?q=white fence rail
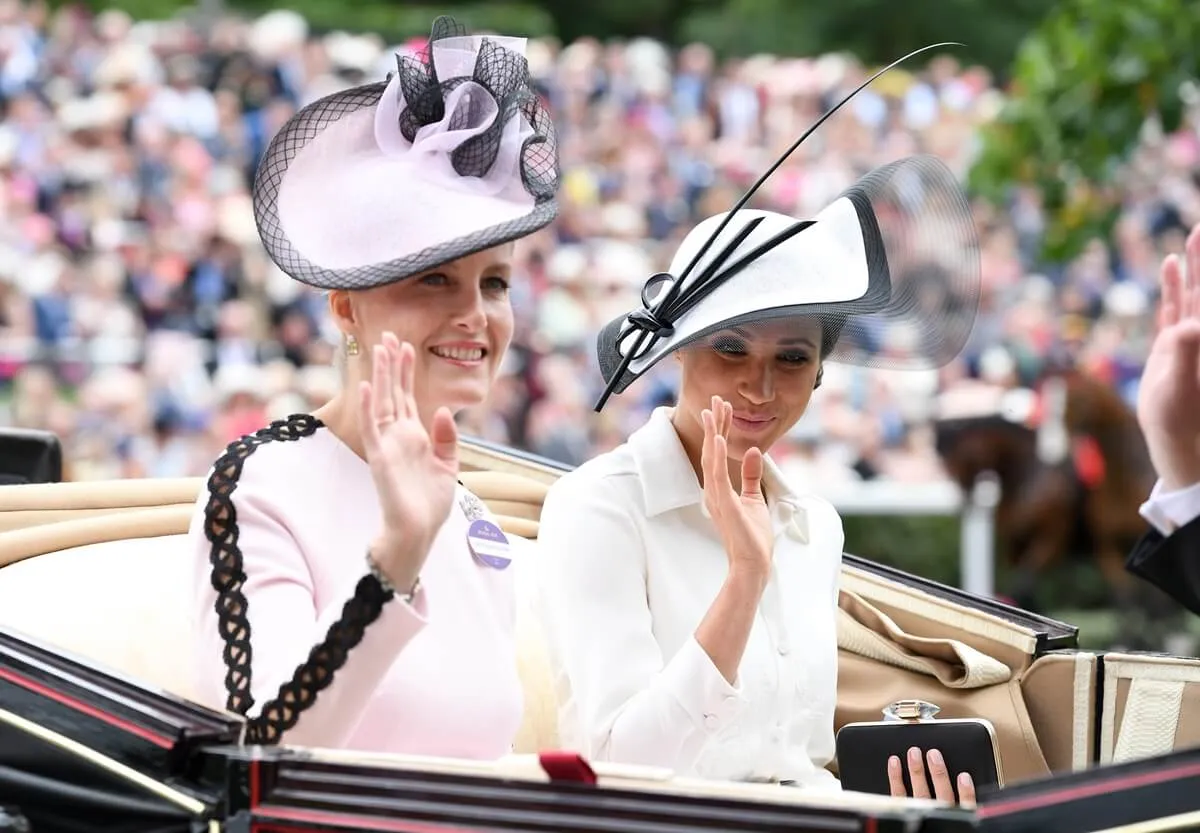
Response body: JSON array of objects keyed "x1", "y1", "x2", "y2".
[{"x1": 821, "y1": 473, "x2": 1000, "y2": 598}]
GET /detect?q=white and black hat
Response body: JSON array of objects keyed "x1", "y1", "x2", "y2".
[
  {"x1": 252, "y1": 16, "x2": 559, "y2": 292},
  {"x1": 593, "y1": 47, "x2": 981, "y2": 411}
]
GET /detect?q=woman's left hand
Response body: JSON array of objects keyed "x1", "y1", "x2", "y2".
[
  {"x1": 888, "y1": 747, "x2": 976, "y2": 806},
  {"x1": 700, "y1": 395, "x2": 774, "y2": 579}
]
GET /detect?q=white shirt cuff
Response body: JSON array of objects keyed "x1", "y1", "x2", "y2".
[
  {"x1": 658, "y1": 635, "x2": 748, "y2": 733},
  {"x1": 1139, "y1": 479, "x2": 1200, "y2": 536}
]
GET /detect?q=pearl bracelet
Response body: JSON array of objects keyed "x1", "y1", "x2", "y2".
[{"x1": 365, "y1": 550, "x2": 420, "y2": 603}]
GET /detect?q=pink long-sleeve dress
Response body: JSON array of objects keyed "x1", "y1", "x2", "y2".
[{"x1": 187, "y1": 413, "x2": 522, "y2": 757}]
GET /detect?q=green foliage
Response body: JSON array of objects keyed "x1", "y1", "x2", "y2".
[
  {"x1": 527, "y1": 0, "x2": 724, "y2": 43},
  {"x1": 72, "y1": 0, "x2": 553, "y2": 41},
  {"x1": 843, "y1": 513, "x2": 1114, "y2": 613},
  {"x1": 842, "y1": 513, "x2": 963, "y2": 587},
  {"x1": 679, "y1": 0, "x2": 1047, "y2": 75},
  {"x1": 77, "y1": 0, "x2": 1042, "y2": 74},
  {"x1": 968, "y1": 0, "x2": 1200, "y2": 262}
]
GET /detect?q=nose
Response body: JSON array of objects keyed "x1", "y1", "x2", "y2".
[
  {"x1": 452, "y1": 284, "x2": 488, "y2": 332},
  {"x1": 738, "y1": 361, "x2": 775, "y2": 405}
]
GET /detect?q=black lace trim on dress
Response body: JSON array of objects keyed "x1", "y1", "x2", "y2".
[{"x1": 203, "y1": 413, "x2": 396, "y2": 745}]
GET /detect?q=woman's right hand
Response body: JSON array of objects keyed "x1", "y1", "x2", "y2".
[
  {"x1": 360, "y1": 332, "x2": 460, "y2": 593},
  {"x1": 888, "y1": 747, "x2": 976, "y2": 807},
  {"x1": 700, "y1": 396, "x2": 773, "y2": 580}
]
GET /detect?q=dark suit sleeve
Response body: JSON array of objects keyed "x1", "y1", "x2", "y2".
[{"x1": 1126, "y1": 514, "x2": 1200, "y2": 616}]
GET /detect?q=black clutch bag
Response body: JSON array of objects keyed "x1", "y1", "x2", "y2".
[{"x1": 836, "y1": 699, "x2": 1002, "y2": 802}]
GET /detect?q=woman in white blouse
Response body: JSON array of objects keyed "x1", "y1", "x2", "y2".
[{"x1": 538, "y1": 157, "x2": 981, "y2": 801}]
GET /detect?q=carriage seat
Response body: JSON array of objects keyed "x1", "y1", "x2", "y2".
[{"x1": 0, "y1": 471, "x2": 560, "y2": 753}]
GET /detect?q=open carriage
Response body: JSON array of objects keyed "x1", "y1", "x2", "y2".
[{"x1": 1, "y1": 431, "x2": 1199, "y2": 832}]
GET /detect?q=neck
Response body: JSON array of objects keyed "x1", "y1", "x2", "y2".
[
  {"x1": 312, "y1": 392, "x2": 365, "y2": 460},
  {"x1": 670, "y1": 408, "x2": 744, "y2": 494},
  {"x1": 313, "y1": 385, "x2": 457, "y2": 463}
]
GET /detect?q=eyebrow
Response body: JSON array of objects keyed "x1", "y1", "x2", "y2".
[
  {"x1": 728, "y1": 327, "x2": 816, "y2": 348},
  {"x1": 422, "y1": 262, "x2": 512, "y2": 278}
]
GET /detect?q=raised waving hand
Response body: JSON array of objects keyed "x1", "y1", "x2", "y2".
[
  {"x1": 1138, "y1": 224, "x2": 1200, "y2": 492},
  {"x1": 360, "y1": 332, "x2": 460, "y2": 593},
  {"x1": 701, "y1": 396, "x2": 773, "y2": 577}
]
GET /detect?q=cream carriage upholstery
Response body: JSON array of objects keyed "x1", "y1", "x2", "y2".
[{"x1": 0, "y1": 461, "x2": 1194, "y2": 786}]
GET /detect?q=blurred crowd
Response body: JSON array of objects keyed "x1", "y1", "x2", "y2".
[{"x1": 0, "y1": 1, "x2": 1198, "y2": 486}]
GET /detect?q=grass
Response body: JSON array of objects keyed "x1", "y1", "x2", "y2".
[{"x1": 1050, "y1": 608, "x2": 1200, "y2": 654}]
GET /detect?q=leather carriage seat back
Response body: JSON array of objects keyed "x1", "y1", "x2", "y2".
[{"x1": 0, "y1": 469, "x2": 555, "y2": 753}]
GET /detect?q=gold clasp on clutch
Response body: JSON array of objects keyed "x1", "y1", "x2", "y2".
[{"x1": 883, "y1": 699, "x2": 942, "y2": 722}]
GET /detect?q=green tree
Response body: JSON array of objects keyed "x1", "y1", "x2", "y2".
[
  {"x1": 679, "y1": 0, "x2": 1048, "y2": 76},
  {"x1": 67, "y1": 0, "x2": 555, "y2": 43},
  {"x1": 524, "y1": 0, "x2": 724, "y2": 44},
  {"x1": 968, "y1": 0, "x2": 1200, "y2": 262}
]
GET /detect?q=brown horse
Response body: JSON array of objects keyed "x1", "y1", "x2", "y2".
[{"x1": 933, "y1": 369, "x2": 1180, "y2": 638}]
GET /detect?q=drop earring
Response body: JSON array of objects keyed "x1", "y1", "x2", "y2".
[
  {"x1": 814, "y1": 367, "x2": 824, "y2": 390},
  {"x1": 346, "y1": 334, "x2": 360, "y2": 356}
]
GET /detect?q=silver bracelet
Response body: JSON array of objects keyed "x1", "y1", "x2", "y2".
[{"x1": 365, "y1": 550, "x2": 420, "y2": 603}]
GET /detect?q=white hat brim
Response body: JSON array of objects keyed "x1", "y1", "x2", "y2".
[
  {"x1": 253, "y1": 35, "x2": 558, "y2": 291},
  {"x1": 595, "y1": 155, "x2": 980, "y2": 399}
]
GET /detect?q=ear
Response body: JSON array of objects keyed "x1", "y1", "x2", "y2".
[
  {"x1": 813, "y1": 366, "x2": 824, "y2": 390},
  {"x1": 328, "y1": 289, "x2": 357, "y2": 337}
]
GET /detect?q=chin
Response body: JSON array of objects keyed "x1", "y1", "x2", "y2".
[
  {"x1": 429, "y1": 380, "x2": 490, "y2": 413},
  {"x1": 728, "y1": 431, "x2": 781, "y2": 458}
]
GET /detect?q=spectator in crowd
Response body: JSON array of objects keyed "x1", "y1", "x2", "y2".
[{"x1": 0, "y1": 1, "x2": 1196, "y2": 486}]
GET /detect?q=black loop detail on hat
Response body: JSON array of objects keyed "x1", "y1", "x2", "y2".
[
  {"x1": 626, "y1": 308, "x2": 675, "y2": 339},
  {"x1": 393, "y1": 16, "x2": 558, "y2": 203},
  {"x1": 611, "y1": 271, "x2": 683, "y2": 365},
  {"x1": 639, "y1": 272, "x2": 676, "y2": 310},
  {"x1": 594, "y1": 217, "x2": 819, "y2": 411}
]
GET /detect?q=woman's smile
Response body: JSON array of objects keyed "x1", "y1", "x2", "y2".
[
  {"x1": 430, "y1": 341, "x2": 488, "y2": 367},
  {"x1": 731, "y1": 412, "x2": 777, "y2": 434}
]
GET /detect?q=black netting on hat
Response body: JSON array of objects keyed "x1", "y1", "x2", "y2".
[
  {"x1": 252, "y1": 15, "x2": 560, "y2": 291},
  {"x1": 595, "y1": 155, "x2": 980, "y2": 405}
]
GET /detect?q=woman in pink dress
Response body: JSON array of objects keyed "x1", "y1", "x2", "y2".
[{"x1": 187, "y1": 16, "x2": 559, "y2": 757}]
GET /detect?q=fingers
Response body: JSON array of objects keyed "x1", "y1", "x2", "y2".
[
  {"x1": 886, "y1": 755, "x2": 906, "y2": 798},
  {"x1": 375, "y1": 332, "x2": 421, "y2": 422},
  {"x1": 707, "y1": 396, "x2": 731, "y2": 439},
  {"x1": 371, "y1": 342, "x2": 396, "y2": 425},
  {"x1": 381, "y1": 332, "x2": 416, "y2": 421},
  {"x1": 709, "y1": 428, "x2": 731, "y2": 492},
  {"x1": 701, "y1": 407, "x2": 735, "y2": 500},
  {"x1": 1186, "y1": 224, "x2": 1200, "y2": 320},
  {"x1": 397, "y1": 339, "x2": 419, "y2": 419},
  {"x1": 925, "y1": 749, "x2": 956, "y2": 803},
  {"x1": 700, "y1": 406, "x2": 716, "y2": 471},
  {"x1": 429, "y1": 406, "x2": 459, "y2": 465},
  {"x1": 359, "y1": 380, "x2": 382, "y2": 458},
  {"x1": 957, "y1": 772, "x2": 977, "y2": 808},
  {"x1": 1160, "y1": 254, "x2": 1182, "y2": 332},
  {"x1": 741, "y1": 446, "x2": 764, "y2": 500},
  {"x1": 907, "y1": 747, "x2": 931, "y2": 799},
  {"x1": 1175, "y1": 321, "x2": 1200, "y2": 383},
  {"x1": 889, "y1": 748, "x2": 973, "y2": 806}
]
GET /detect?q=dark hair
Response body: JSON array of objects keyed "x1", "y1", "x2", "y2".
[{"x1": 820, "y1": 314, "x2": 848, "y2": 358}]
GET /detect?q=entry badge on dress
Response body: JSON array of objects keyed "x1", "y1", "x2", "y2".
[
  {"x1": 459, "y1": 489, "x2": 513, "y2": 570},
  {"x1": 466, "y1": 519, "x2": 512, "y2": 569}
]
